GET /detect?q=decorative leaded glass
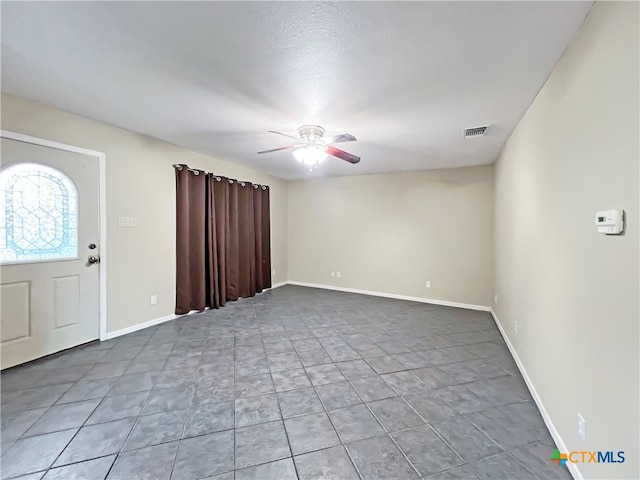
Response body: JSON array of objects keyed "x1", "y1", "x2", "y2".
[{"x1": 0, "y1": 163, "x2": 78, "y2": 263}]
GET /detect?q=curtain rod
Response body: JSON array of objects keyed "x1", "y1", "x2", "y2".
[{"x1": 173, "y1": 164, "x2": 269, "y2": 189}]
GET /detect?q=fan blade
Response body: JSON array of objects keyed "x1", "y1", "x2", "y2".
[
  {"x1": 326, "y1": 146, "x2": 360, "y2": 164},
  {"x1": 257, "y1": 145, "x2": 294, "y2": 154},
  {"x1": 268, "y1": 130, "x2": 300, "y2": 141},
  {"x1": 324, "y1": 133, "x2": 357, "y2": 144}
]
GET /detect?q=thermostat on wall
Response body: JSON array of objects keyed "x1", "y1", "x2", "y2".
[{"x1": 595, "y1": 209, "x2": 624, "y2": 235}]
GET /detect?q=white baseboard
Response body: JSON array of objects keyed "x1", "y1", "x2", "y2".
[
  {"x1": 490, "y1": 309, "x2": 581, "y2": 480},
  {"x1": 105, "y1": 280, "x2": 486, "y2": 339},
  {"x1": 287, "y1": 281, "x2": 491, "y2": 311},
  {"x1": 106, "y1": 283, "x2": 288, "y2": 340},
  {"x1": 105, "y1": 313, "x2": 181, "y2": 340}
]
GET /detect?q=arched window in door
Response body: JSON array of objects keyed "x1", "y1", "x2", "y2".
[{"x1": 0, "y1": 162, "x2": 78, "y2": 263}]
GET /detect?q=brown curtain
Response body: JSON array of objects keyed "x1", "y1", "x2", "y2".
[
  {"x1": 175, "y1": 165, "x2": 271, "y2": 314},
  {"x1": 253, "y1": 184, "x2": 271, "y2": 292},
  {"x1": 175, "y1": 168, "x2": 207, "y2": 315}
]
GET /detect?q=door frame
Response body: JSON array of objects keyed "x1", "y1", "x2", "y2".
[{"x1": 0, "y1": 130, "x2": 108, "y2": 341}]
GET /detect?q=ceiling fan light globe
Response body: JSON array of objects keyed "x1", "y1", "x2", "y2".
[{"x1": 293, "y1": 145, "x2": 328, "y2": 166}]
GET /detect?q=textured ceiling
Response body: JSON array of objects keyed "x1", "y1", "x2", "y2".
[{"x1": 1, "y1": 1, "x2": 593, "y2": 180}]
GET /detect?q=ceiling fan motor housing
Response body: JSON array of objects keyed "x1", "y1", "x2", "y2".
[{"x1": 298, "y1": 125, "x2": 326, "y2": 145}]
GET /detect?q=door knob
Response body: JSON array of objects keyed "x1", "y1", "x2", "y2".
[{"x1": 88, "y1": 255, "x2": 101, "y2": 265}]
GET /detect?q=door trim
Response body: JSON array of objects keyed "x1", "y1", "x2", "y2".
[{"x1": 1, "y1": 130, "x2": 108, "y2": 341}]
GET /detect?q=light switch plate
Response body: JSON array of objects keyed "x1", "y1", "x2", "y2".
[{"x1": 117, "y1": 216, "x2": 137, "y2": 227}]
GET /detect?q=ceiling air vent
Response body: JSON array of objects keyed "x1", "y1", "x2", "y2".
[{"x1": 464, "y1": 126, "x2": 489, "y2": 139}]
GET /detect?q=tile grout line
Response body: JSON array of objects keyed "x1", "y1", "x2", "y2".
[
  {"x1": 371, "y1": 374, "x2": 468, "y2": 476},
  {"x1": 306, "y1": 343, "x2": 365, "y2": 480},
  {"x1": 356, "y1": 385, "x2": 423, "y2": 479},
  {"x1": 305, "y1": 345, "x2": 420, "y2": 479},
  {"x1": 33, "y1": 377, "x2": 116, "y2": 478},
  {"x1": 237, "y1": 304, "x2": 297, "y2": 476},
  {"x1": 90, "y1": 332, "x2": 158, "y2": 477}
]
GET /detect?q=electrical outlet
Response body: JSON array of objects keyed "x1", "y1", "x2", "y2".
[
  {"x1": 272, "y1": 269, "x2": 276, "y2": 277},
  {"x1": 494, "y1": 293, "x2": 498, "y2": 304},
  {"x1": 331, "y1": 272, "x2": 335, "y2": 277},
  {"x1": 150, "y1": 295, "x2": 157, "y2": 305},
  {"x1": 577, "y1": 413, "x2": 586, "y2": 444},
  {"x1": 514, "y1": 321, "x2": 518, "y2": 334},
  {"x1": 425, "y1": 281, "x2": 431, "y2": 288},
  {"x1": 336, "y1": 272, "x2": 341, "y2": 278}
]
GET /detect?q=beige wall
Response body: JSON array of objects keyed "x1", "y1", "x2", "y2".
[
  {"x1": 288, "y1": 167, "x2": 494, "y2": 307},
  {"x1": 1, "y1": 94, "x2": 288, "y2": 334},
  {"x1": 493, "y1": 2, "x2": 639, "y2": 479}
]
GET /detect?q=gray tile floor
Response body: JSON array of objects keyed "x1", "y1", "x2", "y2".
[{"x1": 0, "y1": 286, "x2": 572, "y2": 480}]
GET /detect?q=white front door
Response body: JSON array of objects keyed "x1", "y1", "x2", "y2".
[{"x1": 1, "y1": 137, "x2": 100, "y2": 369}]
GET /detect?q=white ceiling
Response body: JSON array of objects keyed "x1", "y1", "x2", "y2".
[{"x1": 1, "y1": 1, "x2": 593, "y2": 180}]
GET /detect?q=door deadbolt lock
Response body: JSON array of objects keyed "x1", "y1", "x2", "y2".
[
  {"x1": 88, "y1": 255, "x2": 101, "y2": 265},
  {"x1": 88, "y1": 243, "x2": 97, "y2": 250}
]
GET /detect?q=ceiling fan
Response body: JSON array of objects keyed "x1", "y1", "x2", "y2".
[{"x1": 257, "y1": 125, "x2": 360, "y2": 167}]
